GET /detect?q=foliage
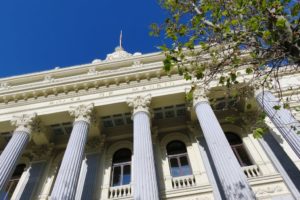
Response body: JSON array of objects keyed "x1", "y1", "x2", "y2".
[
  {"x1": 151, "y1": 0, "x2": 300, "y2": 89},
  {"x1": 151, "y1": 0, "x2": 300, "y2": 136}
]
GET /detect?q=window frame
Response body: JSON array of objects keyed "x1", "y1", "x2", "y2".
[
  {"x1": 166, "y1": 141, "x2": 193, "y2": 177},
  {"x1": 110, "y1": 148, "x2": 132, "y2": 187}
]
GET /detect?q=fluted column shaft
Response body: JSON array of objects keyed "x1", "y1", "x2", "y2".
[
  {"x1": 0, "y1": 131, "x2": 30, "y2": 190},
  {"x1": 50, "y1": 104, "x2": 94, "y2": 200},
  {"x1": 0, "y1": 113, "x2": 36, "y2": 191},
  {"x1": 256, "y1": 91, "x2": 300, "y2": 158},
  {"x1": 193, "y1": 89, "x2": 255, "y2": 200},
  {"x1": 133, "y1": 112, "x2": 159, "y2": 200},
  {"x1": 127, "y1": 94, "x2": 159, "y2": 200}
]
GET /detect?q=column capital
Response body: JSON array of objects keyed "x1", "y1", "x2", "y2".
[
  {"x1": 11, "y1": 113, "x2": 38, "y2": 133},
  {"x1": 69, "y1": 103, "x2": 95, "y2": 124},
  {"x1": 127, "y1": 94, "x2": 151, "y2": 115},
  {"x1": 193, "y1": 86, "x2": 209, "y2": 107}
]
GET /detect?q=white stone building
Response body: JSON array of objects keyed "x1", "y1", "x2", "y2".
[{"x1": 0, "y1": 46, "x2": 299, "y2": 200}]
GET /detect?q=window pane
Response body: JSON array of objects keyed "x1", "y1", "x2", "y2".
[
  {"x1": 236, "y1": 146, "x2": 252, "y2": 166},
  {"x1": 180, "y1": 156, "x2": 192, "y2": 176},
  {"x1": 122, "y1": 165, "x2": 131, "y2": 185},
  {"x1": 112, "y1": 166, "x2": 121, "y2": 186},
  {"x1": 170, "y1": 158, "x2": 180, "y2": 177}
]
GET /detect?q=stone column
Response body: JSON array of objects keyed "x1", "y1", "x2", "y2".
[
  {"x1": 0, "y1": 113, "x2": 37, "y2": 191},
  {"x1": 256, "y1": 90, "x2": 300, "y2": 158},
  {"x1": 193, "y1": 88, "x2": 255, "y2": 200},
  {"x1": 50, "y1": 103, "x2": 94, "y2": 200},
  {"x1": 127, "y1": 94, "x2": 159, "y2": 200}
]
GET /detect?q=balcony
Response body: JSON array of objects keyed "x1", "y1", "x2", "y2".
[
  {"x1": 171, "y1": 175, "x2": 196, "y2": 189},
  {"x1": 242, "y1": 165, "x2": 261, "y2": 178},
  {"x1": 108, "y1": 184, "x2": 132, "y2": 199}
]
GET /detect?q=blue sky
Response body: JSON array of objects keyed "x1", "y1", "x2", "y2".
[{"x1": 0, "y1": 0, "x2": 166, "y2": 78}]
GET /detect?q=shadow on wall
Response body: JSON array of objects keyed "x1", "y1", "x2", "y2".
[{"x1": 263, "y1": 133, "x2": 300, "y2": 191}]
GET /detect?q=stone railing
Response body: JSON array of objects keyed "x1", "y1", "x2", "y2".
[
  {"x1": 108, "y1": 184, "x2": 132, "y2": 199},
  {"x1": 171, "y1": 175, "x2": 196, "y2": 189},
  {"x1": 242, "y1": 165, "x2": 261, "y2": 178}
]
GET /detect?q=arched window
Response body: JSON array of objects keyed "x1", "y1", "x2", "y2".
[
  {"x1": 167, "y1": 141, "x2": 192, "y2": 177},
  {"x1": 111, "y1": 148, "x2": 131, "y2": 187},
  {"x1": 225, "y1": 132, "x2": 252, "y2": 166},
  {"x1": 4, "y1": 164, "x2": 26, "y2": 198}
]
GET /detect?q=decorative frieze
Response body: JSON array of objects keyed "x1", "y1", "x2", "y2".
[
  {"x1": 69, "y1": 103, "x2": 95, "y2": 124},
  {"x1": 11, "y1": 113, "x2": 38, "y2": 133},
  {"x1": 127, "y1": 94, "x2": 151, "y2": 115},
  {"x1": 0, "y1": 82, "x2": 10, "y2": 90}
]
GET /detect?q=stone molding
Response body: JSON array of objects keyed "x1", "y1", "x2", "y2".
[
  {"x1": 127, "y1": 94, "x2": 151, "y2": 116},
  {"x1": 24, "y1": 144, "x2": 54, "y2": 161},
  {"x1": 10, "y1": 113, "x2": 38, "y2": 133},
  {"x1": 193, "y1": 87, "x2": 209, "y2": 107},
  {"x1": 69, "y1": 103, "x2": 95, "y2": 124}
]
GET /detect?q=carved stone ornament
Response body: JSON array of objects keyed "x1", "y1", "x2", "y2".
[
  {"x1": 127, "y1": 94, "x2": 151, "y2": 115},
  {"x1": 43, "y1": 75, "x2": 55, "y2": 83},
  {"x1": 11, "y1": 113, "x2": 38, "y2": 133},
  {"x1": 255, "y1": 185, "x2": 283, "y2": 196},
  {"x1": 193, "y1": 86, "x2": 209, "y2": 107},
  {"x1": 0, "y1": 82, "x2": 10, "y2": 90},
  {"x1": 87, "y1": 67, "x2": 97, "y2": 75},
  {"x1": 105, "y1": 46, "x2": 132, "y2": 61},
  {"x1": 86, "y1": 135, "x2": 105, "y2": 152},
  {"x1": 25, "y1": 143, "x2": 54, "y2": 161},
  {"x1": 69, "y1": 103, "x2": 95, "y2": 124}
]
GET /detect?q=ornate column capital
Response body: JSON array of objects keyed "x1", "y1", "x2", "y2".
[
  {"x1": 193, "y1": 87, "x2": 209, "y2": 107},
  {"x1": 11, "y1": 113, "x2": 38, "y2": 133},
  {"x1": 69, "y1": 103, "x2": 95, "y2": 124},
  {"x1": 127, "y1": 94, "x2": 151, "y2": 115}
]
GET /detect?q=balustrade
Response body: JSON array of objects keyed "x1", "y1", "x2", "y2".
[
  {"x1": 109, "y1": 184, "x2": 132, "y2": 199},
  {"x1": 171, "y1": 175, "x2": 196, "y2": 189},
  {"x1": 242, "y1": 165, "x2": 261, "y2": 178}
]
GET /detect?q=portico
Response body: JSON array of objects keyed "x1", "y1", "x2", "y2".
[{"x1": 0, "y1": 47, "x2": 299, "y2": 199}]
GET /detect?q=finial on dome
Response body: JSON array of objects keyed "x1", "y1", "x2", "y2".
[{"x1": 120, "y1": 30, "x2": 123, "y2": 49}]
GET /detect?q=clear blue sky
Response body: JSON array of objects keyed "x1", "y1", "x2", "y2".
[{"x1": 0, "y1": 0, "x2": 166, "y2": 78}]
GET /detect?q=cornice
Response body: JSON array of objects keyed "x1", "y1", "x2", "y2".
[
  {"x1": 0, "y1": 75, "x2": 184, "y2": 109},
  {"x1": 0, "y1": 61, "x2": 168, "y2": 104},
  {"x1": 0, "y1": 51, "x2": 164, "y2": 87}
]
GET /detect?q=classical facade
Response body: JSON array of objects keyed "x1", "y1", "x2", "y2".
[{"x1": 0, "y1": 46, "x2": 299, "y2": 200}]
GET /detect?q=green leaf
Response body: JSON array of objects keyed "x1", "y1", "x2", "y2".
[
  {"x1": 276, "y1": 17, "x2": 286, "y2": 29},
  {"x1": 283, "y1": 103, "x2": 289, "y2": 109},
  {"x1": 231, "y1": 19, "x2": 239, "y2": 26},
  {"x1": 163, "y1": 57, "x2": 172, "y2": 71},
  {"x1": 262, "y1": 30, "x2": 271, "y2": 40},
  {"x1": 246, "y1": 68, "x2": 253, "y2": 74},
  {"x1": 253, "y1": 128, "x2": 265, "y2": 139},
  {"x1": 273, "y1": 105, "x2": 281, "y2": 110}
]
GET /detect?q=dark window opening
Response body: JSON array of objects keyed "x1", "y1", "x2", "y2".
[
  {"x1": 3, "y1": 164, "x2": 26, "y2": 199},
  {"x1": 225, "y1": 132, "x2": 253, "y2": 166},
  {"x1": 110, "y1": 148, "x2": 132, "y2": 187},
  {"x1": 167, "y1": 141, "x2": 192, "y2": 177}
]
